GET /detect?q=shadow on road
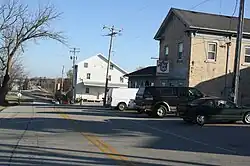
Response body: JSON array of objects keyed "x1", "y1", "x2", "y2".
[
  {"x1": 36, "y1": 105, "x2": 110, "y2": 110},
  {"x1": 0, "y1": 143, "x2": 219, "y2": 166},
  {"x1": 0, "y1": 107, "x2": 250, "y2": 166}
]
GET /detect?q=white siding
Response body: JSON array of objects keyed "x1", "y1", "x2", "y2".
[
  {"x1": 75, "y1": 54, "x2": 128, "y2": 101},
  {"x1": 77, "y1": 55, "x2": 128, "y2": 85}
]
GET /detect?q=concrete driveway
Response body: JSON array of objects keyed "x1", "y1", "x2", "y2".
[{"x1": 0, "y1": 105, "x2": 249, "y2": 166}]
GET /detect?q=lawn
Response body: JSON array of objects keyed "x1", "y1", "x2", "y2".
[{"x1": 0, "y1": 106, "x2": 5, "y2": 111}]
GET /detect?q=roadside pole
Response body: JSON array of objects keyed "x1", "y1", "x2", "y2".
[
  {"x1": 232, "y1": 0, "x2": 245, "y2": 104},
  {"x1": 102, "y1": 25, "x2": 122, "y2": 106}
]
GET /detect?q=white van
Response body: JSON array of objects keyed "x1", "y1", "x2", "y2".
[{"x1": 107, "y1": 88, "x2": 139, "y2": 111}]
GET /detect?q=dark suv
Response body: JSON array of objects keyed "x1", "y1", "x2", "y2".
[{"x1": 134, "y1": 86, "x2": 204, "y2": 118}]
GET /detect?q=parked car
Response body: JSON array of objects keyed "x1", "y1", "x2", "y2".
[
  {"x1": 128, "y1": 99, "x2": 137, "y2": 109},
  {"x1": 177, "y1": 97, "x2": 250, "y2": 126},
  {"x1": 107, "y1": 88, "x2": 139, "y2": 111},
  {"x1": 134, "y1": 86, "x2": 205, "y2": 118}
]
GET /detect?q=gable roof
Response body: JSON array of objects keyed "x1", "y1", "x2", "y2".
[
  {"x1": 124, "y1": 66, "x2": 156, "y2": 77},
  {"x1": 97, "y1": 54, "x2": 128, "y2": 74},
  {"x1": 77, "y1": 53, "x2": 128, "y2": 75},
  {"x1": 154, "y1": 8, "x2": 250, "y2": 40}
]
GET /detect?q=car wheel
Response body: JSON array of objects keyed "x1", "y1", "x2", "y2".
[
  {"x1": 146, "y1": 111, "x2": 153, "y2": 117},
  {"x1": 154, "y1": 105, "x2": 167, "y2": 118},
  {"x1": 117, "y1": 102, "x2": 126, "y2": 111},
  {"x1": 196, "y1": 114, "x2": 206, "y2": 126},
  {"x1": 243, "y1": 112, "x2": 250, "y2": 124}
]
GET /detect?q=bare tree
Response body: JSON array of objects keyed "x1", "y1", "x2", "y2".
[
  {"x1": 0, "y1": 0, "x2": 66, "y2": 104},
  {"x1": 66, "y1": 69, "x2": 73, "y2": 80},
  {"x1": 8, "y1": 55, "x2": 26, "y2": 91}
]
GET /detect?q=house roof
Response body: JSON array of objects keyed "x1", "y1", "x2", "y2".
[
  {"x1": 124, "y1": 66, "x2": 156, "y2": 77},
  {"x1": 97, "y1": 54, "x2": 128, "y2": 75},
  {"x1": 154, "y1": 8, "x2": 250, "y2": 40},
  {"x1": 77, "y1": 53, "x2": 128, "y2": 75}
]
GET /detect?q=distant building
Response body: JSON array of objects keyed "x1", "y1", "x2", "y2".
[
  {"x1": 75, "y1": 54, "x2": 128, "y2": 101},
  {"x1": 124, "y1": 66, "x2": 156, "y2": 88}
]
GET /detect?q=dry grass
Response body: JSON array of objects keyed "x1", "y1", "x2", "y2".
[{"x1": 0, "y1": 106, "x2": 5, "y2": 111}]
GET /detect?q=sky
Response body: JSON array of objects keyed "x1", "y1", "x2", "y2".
[{"x1": 19, "y1": 0, "x2": 250, "y2": 78}]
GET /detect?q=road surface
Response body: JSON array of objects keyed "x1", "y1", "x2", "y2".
[{"x1": 0, "y1": 105, "x2": 250, "y2": 166}]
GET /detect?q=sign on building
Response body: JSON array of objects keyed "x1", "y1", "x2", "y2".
[{"x1": 156, "y1": 60, "x2": 169, "y2": 74}]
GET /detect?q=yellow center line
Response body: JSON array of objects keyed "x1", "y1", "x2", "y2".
[{"x1": 54, "y1": 107, "x2": 135, "y2": 166}]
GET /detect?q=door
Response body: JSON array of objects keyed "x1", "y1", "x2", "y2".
[
  {"x1": 214, "y1": 99, "x2": 241, "y2": 120},
  {"x1": 135, "y1": 87, "x2": 145, "y2": 106},
  {"x1": 198, "y1": 100, "x2": 219, "y2": 120},
  {"x1": 177, "y1": 87, "x2": 189, "y2": 104},
  {"x1": 159, "y1": 87, "x2": 178, "y2": 106}
]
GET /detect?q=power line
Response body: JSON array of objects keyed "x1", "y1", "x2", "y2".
[
  {"x1": 190, "y1": 0, "x2": 213, "y2": 10},
  {"x1": 232, "y1": 0, "x2": 239, "y2": 16},
  {"x1": 102, "y1": 25, "x2": 122, "y2": 106},
  {"x1": 228, "y1": 0, "x2": 239, "y2": 31},
  {"x1": 219, "y1": 0, "x2": 222, "y2": 15}
]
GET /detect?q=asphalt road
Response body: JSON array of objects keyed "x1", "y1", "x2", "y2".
[{"x1": 0, "y1": 105, "x2": 250, "y2": 166}]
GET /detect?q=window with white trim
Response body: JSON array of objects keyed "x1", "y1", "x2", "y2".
[
  {"x1": 207, "y1": 43, "x2": 217, "y2": 61},
  {"x1": 178, "y1": 42, "x2": 183, "y2": 60},
  {"x1": 244, "y1": 46, "x2": 250, "y2": 63},
  {"x1": 164, "y1": 46, "x2": 169, "y2": 57},
  {"x1": 86, "y1": 73, "x2": 91, "y2": 79},
  {"x1": 120, "y1": 77, "x2": 124, "y2": 83},
  {"x1": 84, "y1": 63, "x2": 88, "y2": 68},
  {"x1": 85, "y1": 87, "x2": 89, "y2": 94}
]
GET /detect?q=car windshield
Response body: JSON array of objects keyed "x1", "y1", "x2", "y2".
[
  {"x1": 137, "y1": 88, "x2": 145, "y2": 95},
  {"x1": 189, "y1": 88, "x2": 204, "y2": 97}
]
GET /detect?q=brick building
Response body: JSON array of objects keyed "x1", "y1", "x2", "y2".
[{"x1": 153, "y1": 8, "x2": 250, "y2": 105}]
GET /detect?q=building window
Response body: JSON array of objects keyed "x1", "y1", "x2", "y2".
[
  {"x1": 85, "y1": 87, "x2": 89, "y2": 94},
  {"x1": 110, "y1": 64, "x2": 114, "y2": 70},
  {"x1": 164, "y1": 46, "x2": 169, "y2": 57},
  {"x1": 244, "y1": 46, "x2": 250, "y2": 63},
  {"x1": 84, "y1": 63, "x2": 88, "y2": 68},
  {"x1": 120, "y1": 77, "x2": 124, "y2": 83},
  {"x1": 87, "y1": 73, "x2": 91, "y2": 79},
  {"x1": 108, "y1": 75, "x2": 111, "y2": 81},
  {"x1": 207, "y1": 43, "x2": 217, "y2": 61},
  {"x1": 177, "y1": 42, "x2": 183, "y2": 61}
]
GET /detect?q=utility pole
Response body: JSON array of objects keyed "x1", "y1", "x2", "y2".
[
  {"x1": 70, "y1": 47, "x2": 80, "y2": 103},
  {"x1": 54, "y1": 78, "x2": 57, "y2": 94},
  {"x1": 61, "y1": 65, "x2": 65, "y2": 93},
  {"x1": 102, "y1": 25, "x2": 122, "y2": 106},
  {"x1": 224, "y1": 40, "x2": 231, "y2": 97},
  {"x1": 232, "y1": 0, "x2": 245, "y2": 104}
]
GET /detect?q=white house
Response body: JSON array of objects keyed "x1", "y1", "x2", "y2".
[{"x1": 75, "y1": 54, "x2": 128, "y2": 101}]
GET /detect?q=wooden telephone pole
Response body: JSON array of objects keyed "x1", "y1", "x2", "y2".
[
  {"x1": 70, "y1": 48, "x2": 80, "y2": 103},
  {"x1": 61, "y1": 65, "x2": 65, "y2": 92},
  {"x1": 232, "y1": 0, "x2": 245, "y2": 104},
  {"x1": 102, "y1": 25, "x2": 122, "y2": 106}
]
